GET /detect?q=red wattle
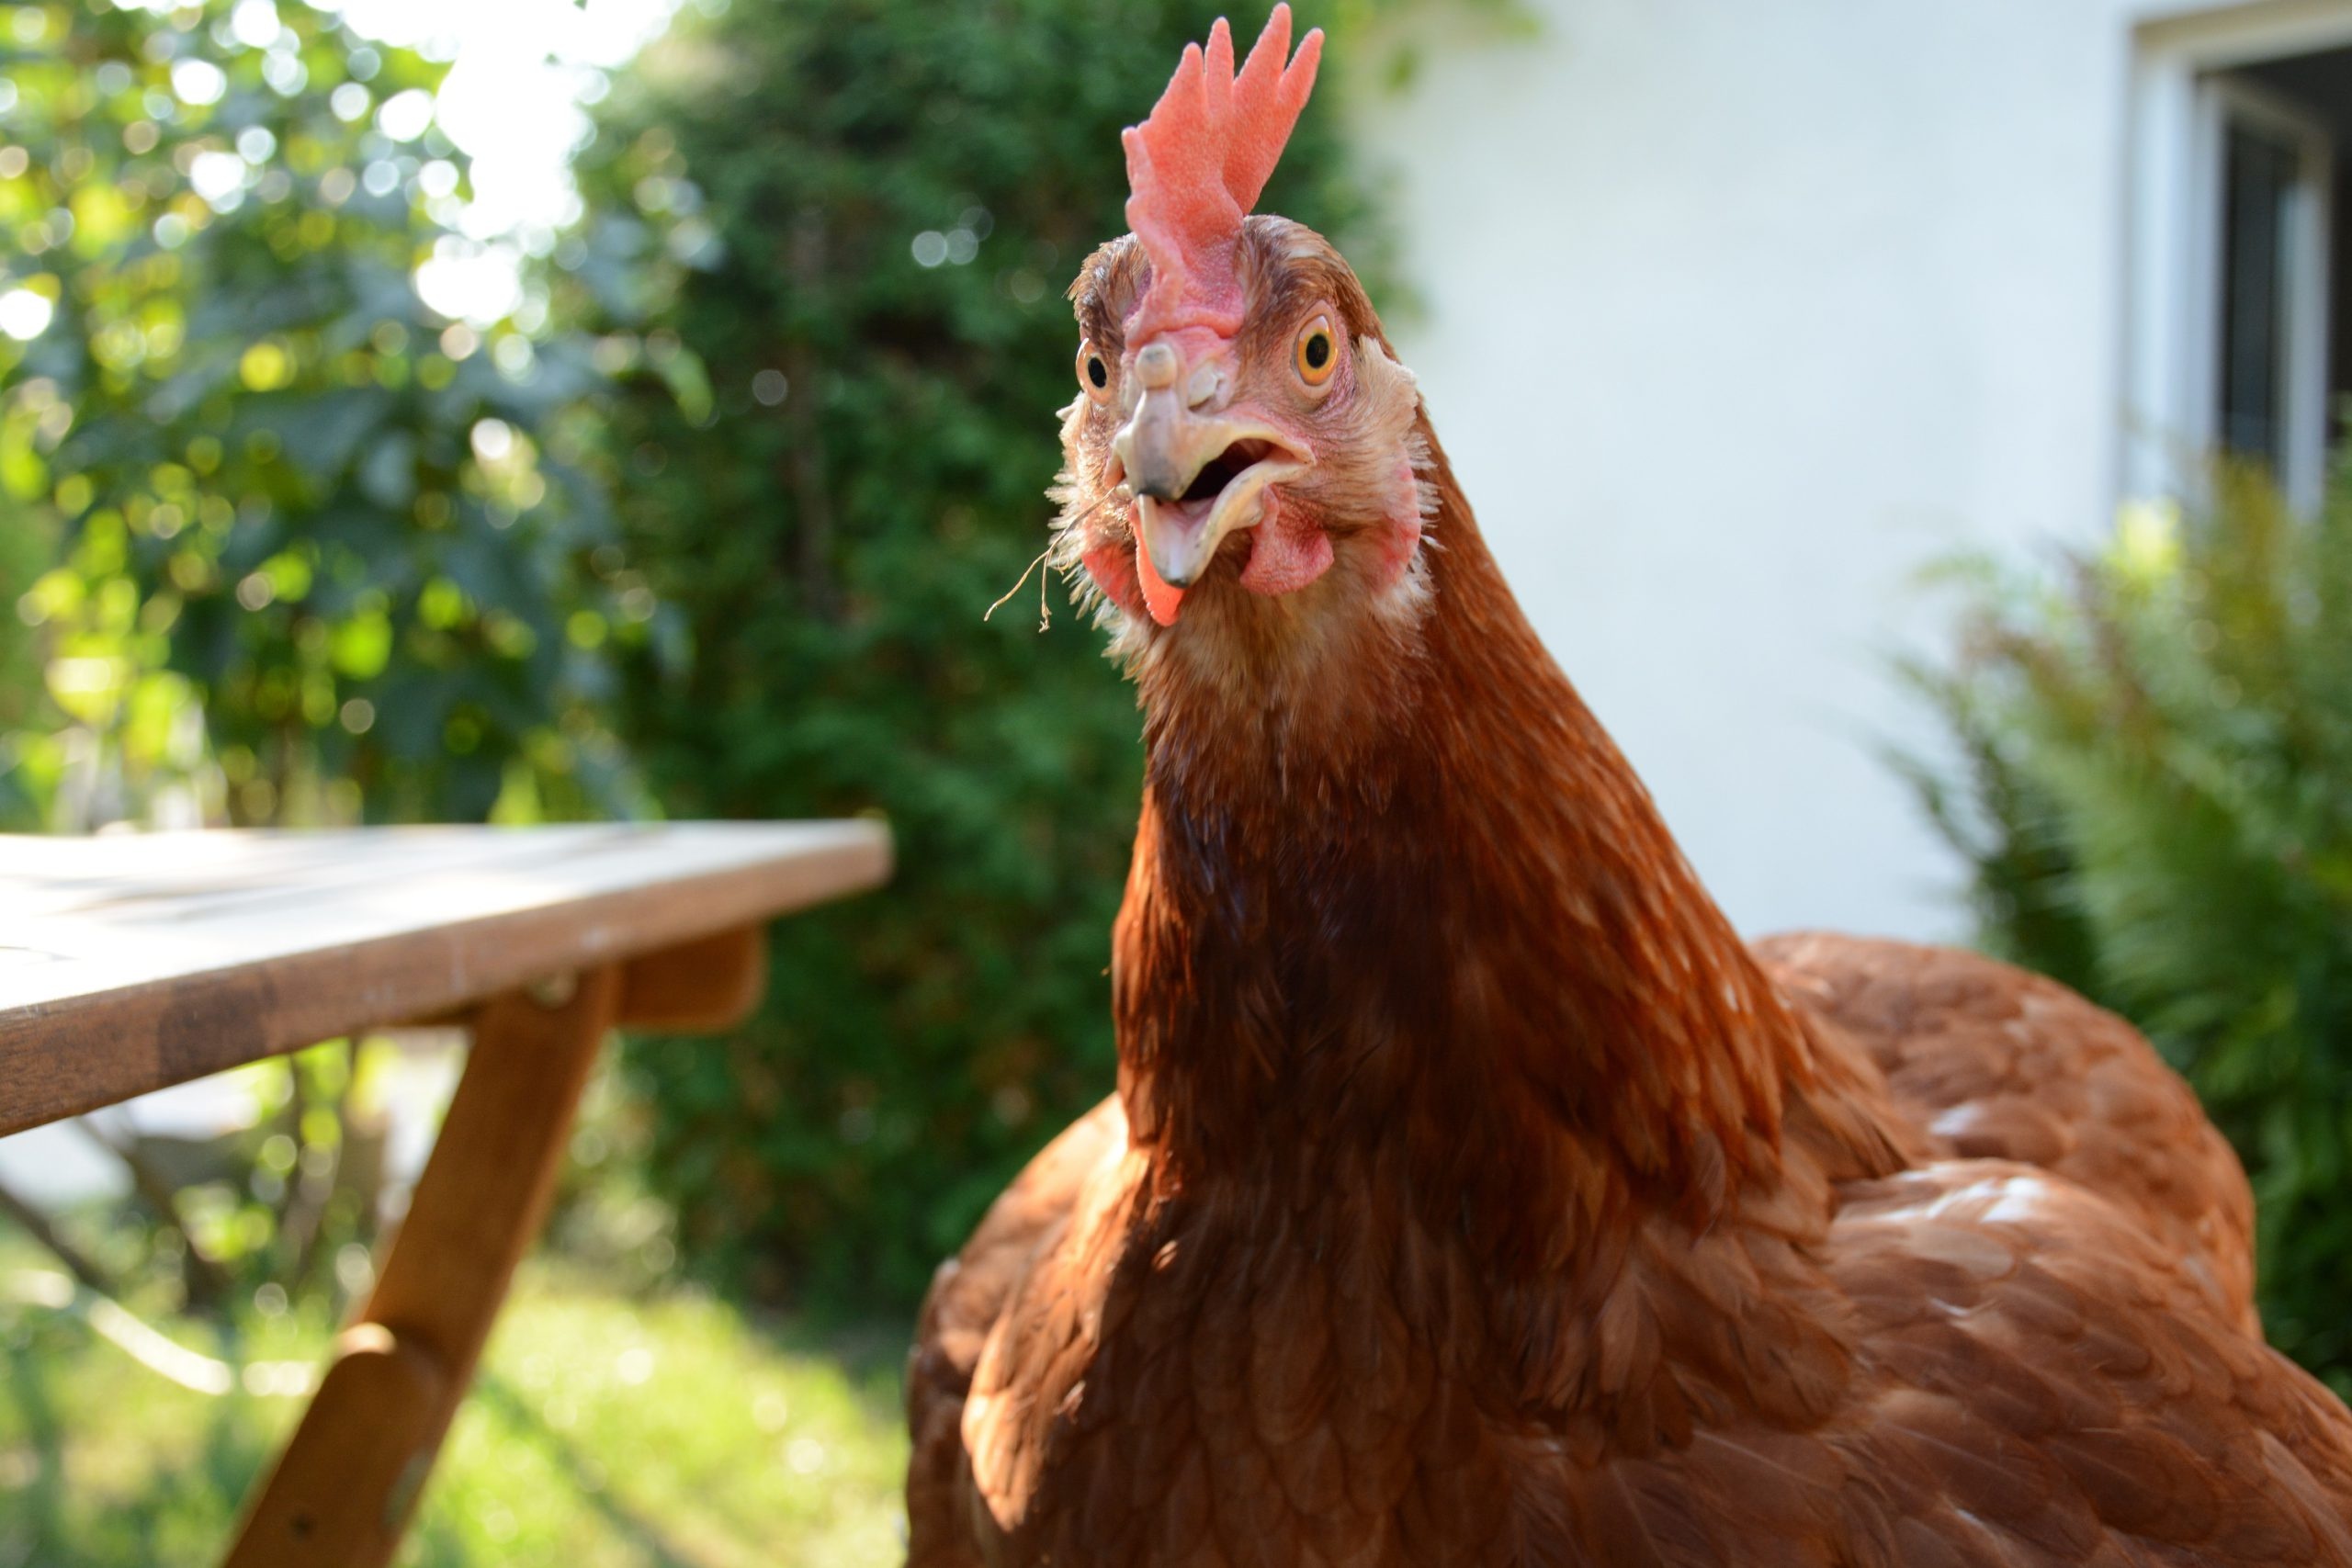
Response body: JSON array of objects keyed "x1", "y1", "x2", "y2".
[
  {"x1": 1237, "y1": 497, "x2": 1333, "y2": 596},
  {"x1": 1134, "y1": 536, "x2": 1187, "y2": 626},
  {"x1": 1081, "y1": 540, "x2": 1143, "y2": 622}
]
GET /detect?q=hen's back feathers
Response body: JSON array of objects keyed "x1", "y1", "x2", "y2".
[
  {"x1": 1818, "y1": 1157, "x2": 2352, "y2": 1567},
  {"x1": 1761, "y1": 932, "x2": 2259, "y2": 1332}
]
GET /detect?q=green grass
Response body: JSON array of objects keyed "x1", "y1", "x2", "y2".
[{"x1": 0, "y1": 1259, "x2": 910, "y2": 1567}]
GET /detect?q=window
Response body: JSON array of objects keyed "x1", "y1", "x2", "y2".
[
  {"x1": 2207, "y1": 68, "x2": 2340, "y2": 502},
  {"x1": 2127, "y1": 17, "x2": 2352, "y2": 513}
]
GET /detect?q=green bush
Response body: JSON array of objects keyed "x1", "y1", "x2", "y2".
[
  {"x1": 1902, "y1": 454, "x2": 2352, "y2": 1387},
  {"x1": 0, "y1": 0, "x2": 635, "y2": 831},
  {"x1": 568, "y1": 0, "x2": 1375, "y2": 1312}
]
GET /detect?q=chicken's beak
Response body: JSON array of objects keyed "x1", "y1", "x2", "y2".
[{"x1": 1112, "y1": 343, "x2": 1309, "y2": 598}]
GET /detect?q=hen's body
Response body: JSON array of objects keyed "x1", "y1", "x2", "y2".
[
  {"x1": 906, "y1": 428, "x2": 2352, "y2": 1566},
  {"x1": 907, "y1": 16, "x2": 2352, "y2": 1559}
]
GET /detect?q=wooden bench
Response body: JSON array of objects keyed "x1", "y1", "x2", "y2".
[{"x1": 0, "y1": 820, "x2": 892, "y2": 1567}]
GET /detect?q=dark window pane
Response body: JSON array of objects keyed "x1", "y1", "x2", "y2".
[
  {"x1": 2220, "y1": 119, "x2": 2299, "y2": 468},
  {"x1": 2334, "y1": 159, "x2": 2349, "y2": 450}
]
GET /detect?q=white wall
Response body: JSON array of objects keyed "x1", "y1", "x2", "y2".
[{"x1": 1346, "y1": 0, "x2": 2280, "y2": 941}]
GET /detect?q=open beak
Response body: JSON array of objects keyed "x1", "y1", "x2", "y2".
[{"x1": 1112, "y1": 381, "x2": 1310, "y2": 596}]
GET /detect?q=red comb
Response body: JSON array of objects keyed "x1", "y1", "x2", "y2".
[{"x1": 1121, "y1": 6, "x2": 1323, "y2": 339}]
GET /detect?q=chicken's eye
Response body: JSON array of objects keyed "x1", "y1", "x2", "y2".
[
  {"x1": 1295, "y1": 316, "x2": 1338, "y2": 388},
  {"x1": 1078, "y1": 344, "x2": 1113, "y2": 402}
]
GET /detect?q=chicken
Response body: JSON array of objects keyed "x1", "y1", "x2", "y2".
[{"x1": 905, "y1": 10, "x2": 2352, "y2": 1563}]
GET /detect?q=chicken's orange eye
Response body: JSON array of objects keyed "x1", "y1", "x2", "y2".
[
  {"x1": 1078, "y1": 344, "x2": 1113, "y2": 402},
  {"x1": 1295, "y1": 316, "x2": 1338, "y2": 387}
]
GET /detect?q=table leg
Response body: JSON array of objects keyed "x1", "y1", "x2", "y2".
[{"x1": 222, "y1": 965, "x2": 621, "y2": 1568}]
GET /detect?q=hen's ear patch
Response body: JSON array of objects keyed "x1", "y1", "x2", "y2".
[{"x1": 1121, "y1": 6, "x2": 1322, "y2": 340}]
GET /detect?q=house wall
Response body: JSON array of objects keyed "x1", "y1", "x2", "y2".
[{"x1": 1343, "y1": 0, "x2": 2304, "y2": 942}]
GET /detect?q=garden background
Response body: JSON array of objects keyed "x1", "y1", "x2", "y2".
[{"x1": 5, "y1": 0, "x2": 2351, "y2": 1562}]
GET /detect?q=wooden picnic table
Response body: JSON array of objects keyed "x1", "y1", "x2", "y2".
[{"x1": 0, "y1": 819, "x2": 892, "y2": 1567}]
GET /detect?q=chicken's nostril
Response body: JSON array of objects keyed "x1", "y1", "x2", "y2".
[{"x1": 1135, "y1": 344, "x2": 1180, "y2": 390}]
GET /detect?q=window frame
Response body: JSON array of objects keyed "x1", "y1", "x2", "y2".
[{"x1": 2126, "y1": 3, "x2": 2352, "y2": 514}]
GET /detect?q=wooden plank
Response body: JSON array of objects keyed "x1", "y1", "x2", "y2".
[
  {"x1": 216, "y1": 1325, "x2": 448, "y2": 1563},
  {"x1": 0, "y1": 821, "x2": 888, "y2": 1135},
  {"x1": 618, "y1": 924, "x2": 768, "y2": 1032},
  {"x1": 223, "y1": 970, "x2": 619, "y2": 1568}
]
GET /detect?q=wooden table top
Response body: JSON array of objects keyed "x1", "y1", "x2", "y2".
[{"x1": 0, "y1": 820, "x2": 892, "y2": 1137}]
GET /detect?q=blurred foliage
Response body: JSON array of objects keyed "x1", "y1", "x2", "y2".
[
  {"x1": 107, "y1": 1039, "x2": 403, "y2": 1322},
  {"x1": 565, "y1": 0, "x2": 1379, "y2": 1310},
  {"x1": 1901, "y1": 451, "x2": 2352, "y2": 1388},
  {"x1": 1333, "y1": 0, "x2": 1541, "y2": 93},
  {"x1": 0, "y1": 1248, "x2": 909, "y2": 1567},
  {"x1": 0, "y1": 1032, "x2": 449, "y2": 1340},
  {"x1": 0, "y1": 0, "x2": 641, "y2": 830}
]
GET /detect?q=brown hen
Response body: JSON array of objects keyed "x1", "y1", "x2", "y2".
[{"x1": 906, "y1": 10, "x2": 2352, "y2": 1564}]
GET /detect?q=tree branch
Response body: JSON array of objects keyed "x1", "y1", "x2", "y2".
[
  {"x1": 0, "y1": 1177, "x2": 115, "y2": 1298},
  {"x1": 74, "y1": 1117, "x2": 232, "y2": 1312}
]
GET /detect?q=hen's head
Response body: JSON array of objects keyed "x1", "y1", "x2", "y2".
[{"x1": 1056, "y1": 7, "x2": 1430, "y2": 649}]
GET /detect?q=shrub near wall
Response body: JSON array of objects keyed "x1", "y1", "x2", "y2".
[
  {"x1": 1904, "y1": 456, "x2": 2352, "y2": 1391},
  {"x1": 569, "y1": 0, "x2": 1372, "y2": 1311}
]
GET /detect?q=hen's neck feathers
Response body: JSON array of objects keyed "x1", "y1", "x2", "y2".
[{"x1": 1111, "y1": 422, "x2": 1901, "y2": 1276}]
